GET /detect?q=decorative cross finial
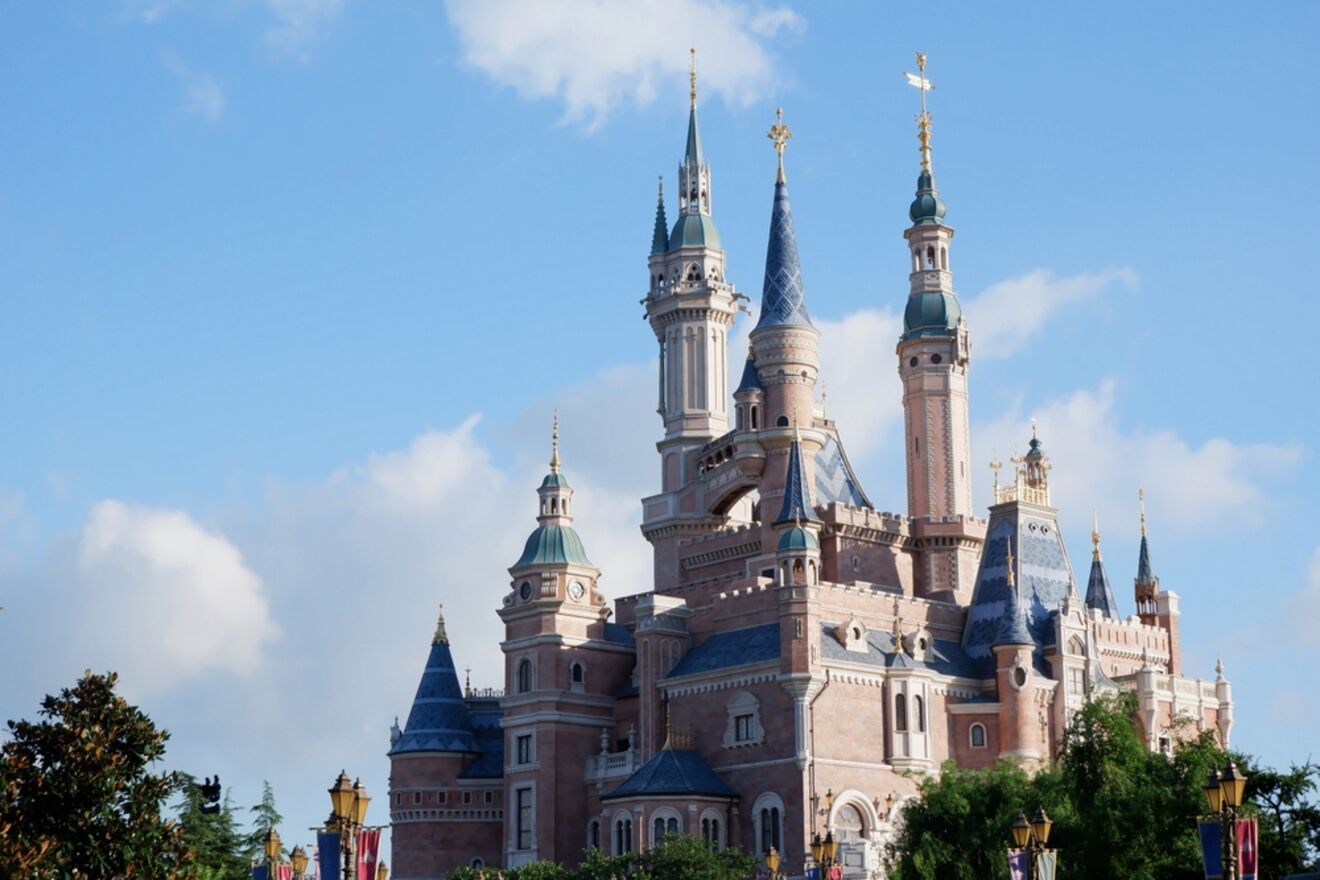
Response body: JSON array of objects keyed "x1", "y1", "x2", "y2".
[
  {"x1": 550, "y1": 410, "x2": 561, "y2": 473},
  {"x1": 433, "y1": 603, "x2": 449, "y2": 645},
  {"x1": 768, "y1": 107, "x2": 792, "y2": 184},
  {"x1": 905, "y1": 51, "x2": 935, "y2": 172},
  {"x1": 1138, "y1": 487, "x2": 1147, "y2": 537},
  {"x1": 689, "y1": 48, "x2": 698, "y2": 109},
  {"x1": 1091, "y1": 510, "x2": 1102, "y2": 561}
]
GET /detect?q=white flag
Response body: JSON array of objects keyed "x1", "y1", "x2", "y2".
[{"x1": 904, "y1": 72, "x2": 934, "y2": 91}]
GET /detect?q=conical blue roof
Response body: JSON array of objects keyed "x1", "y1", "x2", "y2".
[
  {"x1": 735, "y1": 352, "x2": 762, "y2": 395},
  {"x1": 684, "y1": 106, "x2": 703, "y2": 168},
  {"x1": 755, "y1": 180, "x2": 811, "y2": 328},
  {"x1": 1085, "y1": 555, "x2": 1120, "y2": 619},
  {"x1": 390, "y1": 628, "x2": 479, "y2": 755},
  {"x1": 651, "y1": 186, "x2": 669, "y2": 255},
  {"x1": 994, "y1": 581, "x2": 1034, "y2": 648},
  {"x1": 1136, "y1": 534, "x2": 1156, "y2": 585},
  {"x1": 775, "y1": 435, "x2": 819, "y2": 525}
]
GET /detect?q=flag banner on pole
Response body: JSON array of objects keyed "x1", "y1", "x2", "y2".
[
  {"x1": 826, "y1": 865, "x2": 843, "y2": 880},
  {"x1": 904, "y1": 72, "x2": 934, "y2": 90},
  {"x1": 318, "y1": 832, "x2": 340, "y2": 880},
  {"x1": 356, "y1": 827, "x2": 383, "y2": 880},
  {"x1": 804, "y1": 867, "x2": 820, "y2": 880},
  {"x1": 277, "y1": 867, "x2": 293, "y2": 880},
  {"x1": 251, "y1": 867, "x2": 269, "y2": 880},
  {"x1": 1237, "y1": 817, "x2": 1259, "y2": 880},
  {"x1": 1007, "y1": 851, "x2": 1028, "y2": 880},
  {"x1": 1036, "y1": 851, "x2": 1058, "y2": 880},
  {"x1": 1198, "y1": 820, "x2": 1224, "y2": 879}
]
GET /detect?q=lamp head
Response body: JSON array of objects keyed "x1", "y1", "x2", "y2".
[
  {"x1": 352, "y1": 778, "x2": 371, "y2": 826},
  {"x1": 329, "y1": 770, "x2": 355, "y2": 822},
  {"x1": 766, "y1": 846, "x2": 781, "y2": 875},
  {"x1": 810, "y1": 832, "x2": 823, "y2": 863},
  {"x1": 1030, "y1": 807, "x2": 1052, "y2": 845},
  {"x1": 264, "y1": 828, "x2": 282, "y2": 862},
  {"x1": 376, "y1": 864, "x2": 389, "y2": 880},
  {"x1": 290, "y1": 845, "x2": 308, "y2": 875},
  {"x1": 1204, "y1": 768, "x2": 1224, "y2": 813},
  {"x1": 1219, "y1": 761, "x2": 1247, "y2": 808},
  {"x1": 823, "y1": 830, "x2": 837, "y2": 862},
  {"x1": 1010, "y1": 812, "x2": 1032, "y2": 849}
]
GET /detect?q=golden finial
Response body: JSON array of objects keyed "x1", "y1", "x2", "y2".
[
  {"x1": 990, "y1": 456, "x2": 1002, "y2": 494},
  {"x1": 1004, "y1": 538, "x2": 1016, "y2": 589},
  {"x1": 1031, "y1": 417, "x2": 1038, "y2": 441},
  {"x1": 1091, "y1": 511, "x2": 1102, "y2": 561},
  {"x1": 1138, "y1": 488, "x2": 1147, "y2": 537},
  {"x1": 550, "y1": 410, "x2": 561, "y2": 473},
  {"x1": 433, "y1": 603, "x2": 449, "y2": 645},
  {"x1": 905, "y1": 51, "x2": 935, "y2": 172},
  {"x1": 767, "y1": 107, "x2": 792, "y2": 184},
  {"x1": 689, "y1": 48, "x2": 697, "y2": 109},
  {"x1": 657, "y1": 175, "x2": 663, "y2": 204}
]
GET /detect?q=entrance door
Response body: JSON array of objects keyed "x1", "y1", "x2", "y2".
[{"x1": 833, "y1": 803, "x2": 872, "y2": 878}]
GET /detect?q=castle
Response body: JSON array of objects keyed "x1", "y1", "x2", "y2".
[{"x1": 385, "y1": 57, "x2": 1234, "y2": 880}]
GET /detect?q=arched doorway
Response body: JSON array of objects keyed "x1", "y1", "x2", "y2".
[{"x1": 829, "y1": 796, "x2": 880, "y2": 879}]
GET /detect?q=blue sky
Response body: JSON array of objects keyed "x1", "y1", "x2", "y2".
[{"x1": 2, "y1": 0, "x2": 1318, "y2": 858}]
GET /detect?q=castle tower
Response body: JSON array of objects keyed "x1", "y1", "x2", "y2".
[
  {"x1": 1134, "y1": 491, "x2": 1181, "y2": 674},
  {"x1": 1084, "y1": 513, "x2": 1120, "y2": 618},
  {"x1": 991, "y1": 539, "x2": 1043, "y2": 765},
  {"x1": 895, "y1": 55, "x2": 980, "y2": 601},
  {"x1": 645, "y1": 51, "x2": 740, "y2": 493},
  {"x1": 772, "y1": 428, "x2": 822, "y2": 588},
  {"x1": 749, "y1": 108, "x2": 823, "y2": 531},
  {"x1": 499, "y1": 418, "x2": 624, "y2": 867}
]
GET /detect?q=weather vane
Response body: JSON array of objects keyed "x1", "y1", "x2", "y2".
[
  {"x1": 903, "y1": 51, "x2": 936, "y2": 171},
  {"x1": 767, "y1": 107, "x2": 792, "y2": 183}
]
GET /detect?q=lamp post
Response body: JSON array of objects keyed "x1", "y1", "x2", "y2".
[
  {"x1": 328, "y1": 770, "x2": 371, "y2": 880},
  {"x1": 376, "y1": 863, "x2": 389, "y2": 880},
  {"x1": 1008, "y1": 807, "x2": 1054, "y2": 880},
  {"x1": 263, "y1": 828, "x2": 282, "y2": 880},
  {"x1": 1204, "y1": 760, "x2": 1249, "y2": 880},
  {"x1": 765, "y1": 845, "x2": 782, "y2": 880},
  {"x1": 810, "y1": 787, "x2": 840, "y2": 880},
  {"x1": 290, "y1": 845, "x2": 308, "y2": 880}
]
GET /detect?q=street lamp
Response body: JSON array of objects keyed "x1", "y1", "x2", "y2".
[
  {"x1": 263, "y1": 828, "x2": 282, "y2": 879},
  {"x1": 328, "y1": 770, "x2": 371, "y2": 880},
  {"x1": 1204, "y1": 761, "x2": 1249, "y2": 880},
  {"x1": 1008, "y1": 807, "x2": 1055, "y2": 880},
  {"x1": 290, "y1": 845, "x2": 308, "y2": 879},
  {"x1": 765, "y1": 845, "x2": 781, "y2": 880},
  {"x1": 376, "y1": 864, "x2": 389, "y2": 880}
]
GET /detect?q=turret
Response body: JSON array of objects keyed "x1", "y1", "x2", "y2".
[
  {"x1": 991, "y1": 539, "x2": 1042, "y2": 765},
  {"x1": 1084, "y1": 513, "x2": 1120, "y2": 619},
  {"x1": 773, "y1": 428, "x2": 821, "y2": 587},
  {"x1": 1133, "y1": 490, "x2": 1180, "y2": 673}
]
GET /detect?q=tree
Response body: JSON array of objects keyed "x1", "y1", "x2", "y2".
[
  {"x1": 242, "y1": 780, "x2": 285, "y2": 863},
  {"x1": 0, "y1": 670, "x2": 190, "y2": 878},
  {"x1": 446, "y1": 834, "x2": 756, "y2": 880},
  {"x1": 176, "y1": 776, "x2": 248, "y2": 880},
  {"x1": 1242, "y1": 759, "x2": 1320, "y2": 879}
]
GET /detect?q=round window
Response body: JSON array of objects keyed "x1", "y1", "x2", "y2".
[
  {"x1": 909, "y1": 356, "x2": 918, "y2": 367},
  {"x1": 519, "y1": 581, "x2": 533, "y2": 601},
  {"x1": 1013, "y1": 666, "x2": 1028, "y2": 688},
  {"x1": 931, "y1": 353, "x2": 943, "y2": 364}
]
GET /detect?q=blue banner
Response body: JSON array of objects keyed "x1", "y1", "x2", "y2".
[
  {"x1": 804, "y1": 868, "x2": 820, "y2": 880},
  {"x1": 1198, "y1": 820, "x2": 1224, "y2": 880},
  {"x1": 1007, "y1": 851, "x2": 1027, "y2": 880},
  {"x1": 251, "y1": 867, "x2": 269, "y2": 880},
  {"x1": 318, "y1": 831, "x2": 340, "y2": 880}
]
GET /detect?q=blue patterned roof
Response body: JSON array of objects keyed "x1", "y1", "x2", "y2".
[
  {"x1": 735, "y1": 353, "x2": 762, "y2": 395},
  {"x1": 754, "y1": 180, "x2": 811, "y2": 328},
  {"x1": 962, "y1": 507, "x2": 1078, "y2": 659},
  {"x1": 458, "y1": 700, "x2": 505, "y2": 779},
  {"x1": 1085, "y1": 555, "x2": 1120, "y2": 619},
  {"x1": 390, "y1": 638, "x2": 480, "y2": 755},
  {"x1": 668, "y1": 623, "x2": 780, "y2": 678},
  {"x1": 817, "y1": 623, "x2": 991, "y2": 679},
  {"x1": 603, "y1": 622, "x2": 635, "y2": 646},
  {"x1": 813, "y1": 430, "x2": 872, "y2": 509},
  {"x1": 603, "y1": 748, "x2": 735, "y2": 800},
  {"x1": 775, "y1": 437, "x2": 820, "y2": 525},
  {"x1": 514, "y1": 523, "x2": 593, "y2": 568},
  {"x1": 994, "y1": 572, "x2": 1034, "y2": 648}
]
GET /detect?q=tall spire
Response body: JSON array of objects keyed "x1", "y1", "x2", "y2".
[
  {"x1": 549, "y1": 410, "x2": 561, "y2": 474},
  {"x1": 1084, "y1": 514, "x2": 1120, "y2": 619},
  {"x1": 774, "y1": 423, "x2": 819, "y2": 525},
  {"x1": 651, "y1": 176, "x2": 669, "y2": 254},
  {"x1": 1136, "y1": 488, "x2": 1156, "y2": 585},
  {"x1": 680, "y1": 47, "x2": 707, "y2": 211},
  {"x1": 755, "y1": 108, "x2": 811, "y2": 328},
  {"x1": 904, "y1": 52, "x2": 946, "y2": 227}
]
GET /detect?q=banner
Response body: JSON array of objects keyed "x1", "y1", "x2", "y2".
[
  {"x1": 318, "y1": 832, "x2": 341, "y2": 880},
  {"x1": 1035, "y1": 851, "x2": 1058, "y2": 880},
  {"x1": 251, "y1": 867, "x2": 269, "y2": 880},
  {"x1": 277, "y1": 867, "x2": 293, "y2": 880},
  {"x1": 357, "y1": 828, "x2": 383, "y2": 880},
  {"x1": 804, "y1": 867, "x2": 820, "y2": 880},
  {"x1": 1007, "y1": 851, "x2": 1028, "y2": 880},
  {"x1": 1198, "y1": 820, "x2": 1224, "y2": 880},
  {"x1": 1237, "y1": 817, "x2": 1259, "y2": 880}
]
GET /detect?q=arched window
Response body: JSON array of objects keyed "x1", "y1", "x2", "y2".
[
  {"x1": 776, "y1": 415, "x2": 789, "y2": 428},
  {"x1": 571, "y1": 661, "x2": 584, "y2": 685},
  {"x1": 915, "y1": 695, "x2": 926, "y2": 732},
  {"x1": 925, "y1": 245, "x2": 935, "y2": 268},
  {"x1": 970, "y1": 723, "x2": 987, "y2": 749},
  {"x1": 588, "y1": 819, "x2": 601, "y2": 850},
  {"x1": 895, "y1": 693, "x2": 908, "y2": 732},
  {"x1": 751, "y1": 406, "x2": 759, "y2": 429},
  {"x1": 940, "y1": 246, "x2": 949, "y2": 270},
  {"x1": 834, "y1": 803, "x2": 865, "y2": 842},
  {"x1": 614, "y1": 816, "x2": 633, "y2": 854},
  {"x1": 752, "y1": 794, "x2": 784, "y2": 855},
  {"x1": 701, "y1": 814, "x2": 722, "y2": 848},
  {"x1": 516, "y1": 658, "x2": 533, "y2": 694},
  {"x1": 471, "y1": 858, "x2": 485, "y2": 869}
]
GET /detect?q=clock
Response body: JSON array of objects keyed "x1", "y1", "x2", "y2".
[{"x1": 568, "y1": 581, "x2": 586, "y2": 601}]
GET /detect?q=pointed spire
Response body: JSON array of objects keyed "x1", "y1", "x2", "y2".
[
  {"x1": 1091, "y1": 510, "x2": 1102, "y2": 562},
  {"x1": 906, "y1": 52, "x2": 947, "y2": 227},
  {"x1": 756, "y1": 108, "x2": 811, "y2": 329},
  {"x1": 433, "y1": 603, "x2": 449, "y2": 645},
  {"x1": 651, "y1": 176, "x2": 669, "y2": 254},
  {"x1": 775, "y1": 423, "x2": 820, "y2": 525},
  {"x1": 550, "y1": 411, "x2": 561, "y2": 474},
  {"x1": 682, "y1": 48, "x2": 704, "y2": 180},
  {"x1": 995, "y1": 537, "x2": 1033, "y2": 647},
  {"x1": 735, "y1": 346, "x2": 762, "y2": 396},
  {"x1": 1084, "y1": 514, "x2": 1121, "y2": 619},
  {"x1": 688, "y1": 48, "x2": 697, "y2": 110},
  {"x1": 1136, "y1": 488, "x2": 1157, "y2": 585}
]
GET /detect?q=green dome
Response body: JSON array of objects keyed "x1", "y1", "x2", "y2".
[
  {"x1": 902, "y1": 291, "x2": 961, "y2": 340},
  {"x1": 539, "y1": 472, "x2": 570, "y2": 490},
  {"x1": 908, "y1": 170, "x2": 947, "y2": 226},
  {"x1": 515, "y1": 524, "x2": 593, "y2": 568},
  {"x1": 669, "y1": 213, "x2": 721, "y2": 251},
  {"x1": 777, "y1": 525, "x2": 819, "y2": 553}
]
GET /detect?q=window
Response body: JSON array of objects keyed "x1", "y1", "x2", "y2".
[
  {"x1": 1068, "y1": 667, "x2": 1085, "y2": 695},
  {"x1": 438, "y1": 791, "x2": 447, "y2": 804},
  {"x1": 517, "y1": 658, "x2": 533, "y2": 693},
  {"x1": 759, "y1": 807, "x2": 781, "y2": 854},
  {"x1": 393, "y1": 793, "x2": 401, "y2": 806},
  {"x1": 735, "y1": 714, "x2": 753, "y2": 742},
  {"x1": 915, "y1": 695, "x2": 926, "y2": 732},
  {"x1": 701, "y1": 815, "x2": 722, "y2": 848},
  {"x1": 516, "y1": 788, "x2": 533, "y2": 850},
  {"x1": 835, "y1": 803, "x2": 865, "y2": 842},
  {"x1": 471, "y1": 859, "x2": 485, "y2": 869},
  {"x1": 413, "y1": 791, "x2": 422, "y2": 805},
  {"x1": 615, "y1": 817, "x2": 633, "y2": 854},
  {"x1": 571, "y1": 661, "x2": 584, "y2": 684},
  {"x1": 776, "y1": 415, "x2": 789, "y2": 427},
  {"x1": 723, "y1": 692, "x2": 764, "y2": 748},
  {"x1": 895, "y1": 693, "x2": 908, "y2": 732},
  {"x1": 463, "y1": 791, "x2": 472, "y2": 805},
  {"x1": 588, "y1": 820, "x2": 601, "y2": 851},
  {"x1": 485, "y1": 791, "x2": 493, "y2": 804},
  {"x1": 516, "y1": 734, "x2": 533, "y2": 765},
  {"x1": 970, "y1": 723, "x2": 987, "y2": 749},
  {"x1": 913, "y1": 436, "x2": 920, "y2": 457}
]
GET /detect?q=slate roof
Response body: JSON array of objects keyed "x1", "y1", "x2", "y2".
[
  {"x1": 458, "y1": 700, "x2": 505, "y2": 779},
  {"x1": 667, "y1": 623, "x2": 780, "y2": 678},
  {"x1": 389, "y1": 637, "x2": 480, "y2": 755},
  {"x1": 1136, "y1": 533, "x2": 1157, "y2": 585},
  {"x1": 817, "y1": 623, "x2": 992, "y2": 680},
  {"x1": 735, "y1": 353, "x2": 762, "y2": 395},
  {"x1": 775, "y1": 436, "x2": 820, "y2": 525},
  {"x1": 651, "y1": 188, "x2": 669, "y2": 255},
  {"x1": 603, "y1": 622, "x2": 635, "y2": 646},
  {"x1": 813, "y1": 430, "x2": 873, "y2": 509},
  {"x1": 603, "y1": 748, "x2": 736, "y2": 800},
  {"x1": 1085, "y1": 554, "x2": 1121, "y2": 619},
  {"x1": 754, "y1": 178, "x2": 811, "y2": 328}
]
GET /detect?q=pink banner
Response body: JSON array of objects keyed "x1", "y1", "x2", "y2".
[{"x1": 356, "y1": 828, "x2": 383, "y2": 880}]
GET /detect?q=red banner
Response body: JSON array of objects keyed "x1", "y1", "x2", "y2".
[
  {"x1": 1236, "y1": 817, "x2": 1258, "y2": 880},
  {"x1": 356, "y1": 828, "x2": 382, "y2": 880}
]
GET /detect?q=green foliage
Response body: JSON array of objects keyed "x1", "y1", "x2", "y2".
[
  {"x1": 449, "y1": 834, "x2": 755, "y2": 880},
  {"x1": 1242, "y1": 758, "x2": 1320, "y2": 878},
  {"x1": 242, "y1": 779, "x2": 286, "y2": 862},
  {"x1": 176, "y1": 777, "x2": 249, "y2": 880},
  {"x1": 0, "y1": 670, "x2": 190, "y2": 878}
]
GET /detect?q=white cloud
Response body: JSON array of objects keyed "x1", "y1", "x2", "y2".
[
  {"x1": 74, "y1": 500, "x2": 278, "y2": 695},
  {"x1": 444, "y1": 0, "x2": 805, "y2": 130},
  {"x1": 973, "y1": 380, "x2": 1302, "y2": 538},
  {"x1": 963, "y1": 267, "x2": 1137, "y2": 360},
  {"x1": 263, "y1": 0, "x2": 344, "y2": 58},
  {"x1": 184, "y1": 72, "x2": 225, "y2": 123}
]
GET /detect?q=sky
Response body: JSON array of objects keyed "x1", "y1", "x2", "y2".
[{"x1": 2, "y1": 0, "x2": 1319, "y2": 861}]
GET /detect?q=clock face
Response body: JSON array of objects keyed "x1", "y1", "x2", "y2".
[{"x1": 569, "y1": 581, "x2": 586, "y2": 601}]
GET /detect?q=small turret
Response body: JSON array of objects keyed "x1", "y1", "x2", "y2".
[
  {"x1": 1134, "y1": 489, "x2": 1159, "y2": 618},
  {"x1": 651, "y1": 177, "x2": 669, "y2": 255},
  {"x1": 773, "y1": 428, "x2": 821, "y2": 586},
  {"x1": 1084, "y1": 512, "x2": 1120, "y2": 618},
  {"x1": 516, "y1": 414, "x2": 594, "y2": 571}
]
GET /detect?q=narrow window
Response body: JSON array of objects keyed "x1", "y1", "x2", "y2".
[
  {"x1": 751, "y1": 406, "x2": 759, "y2": 429},
  {"x1": 915, "y1": 695, "x2": 926, "y2": 732},
  {"x1": 735, "y1": 714, "x2": 753, "y2": 742},
  {"x1": 588, "y1": 820, "x2": 601, "y2": 850},
  {"x1": 895, "y1": 694, "x2": 908, "y2": 732},
  {"x1": 914, "y1": 435, "x2": 921, "y2": 457},
  {"x1": 463, "y1": 791, "x2": 472, "y2": 805},
  {"x1": 516, "y1": 734, "x2": 532, "y2": 764},
  {"x1": 517, "y1": 658, "x2": 533, "y2": 693},
  {"x1": 571, "y1": 662, "x2": 584, "y2": 684},
  {"x1": 485, "y1": 791, "x2": 493, "y2": 804},
  {"x1": 970, "y1": 723, "x2": 987, "y2": 748},
  {"x1": 413, "y1": 791, "x2": 422, "y2": 805},
  {"x1": 516, "y1": 788, "x2": 532, "y2": 849},
  {"x1": 654, "y1": 817, "x2": 666, "y2": 845}
]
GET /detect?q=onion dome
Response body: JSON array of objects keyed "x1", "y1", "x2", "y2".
[
  {"x1": 778, "y1": 524, "x2": 819, "y2": 552},
  {"x1": 669, "y1": 213, "x2": 721, "y2": 250},
  {"x1": 902, "y1": 290, "x2": 962, "y2": 340},
  {"x1": 909, "y1": 169, "x2": 948, "y2": 226},
  {"x1": 514, "y1": 524, "x2": 593, "y2": 568}
]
